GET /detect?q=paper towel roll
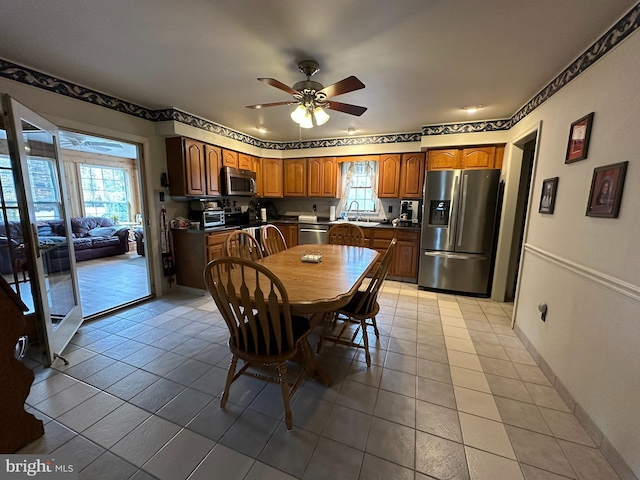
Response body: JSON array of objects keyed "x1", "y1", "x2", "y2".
[
  {"x1": 329, "y1": 206, "x2": 336, "y2": 221},
  {"x1": 260, "y1": 208, "x2": 267, "y2": 222}
]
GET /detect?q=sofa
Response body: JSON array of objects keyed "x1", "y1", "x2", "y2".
[{"x1": 0, "y1": 217, "x2": 129, "y2": 274}]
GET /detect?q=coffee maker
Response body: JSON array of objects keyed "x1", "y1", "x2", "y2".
[{"x1": 399, "y1": 200, "x2": 421, "y2": 224}]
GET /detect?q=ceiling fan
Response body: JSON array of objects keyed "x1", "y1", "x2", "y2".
[
  {"x1": 246, "y1": 60, "x2": 367, "y2": 128},
  {"x1": 59, "y1": 132, "x2": 124, "y2": 153}
]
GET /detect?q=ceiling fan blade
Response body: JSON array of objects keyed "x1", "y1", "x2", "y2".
[
  {"x1": 246, "y1": 101, "x2": 293, "y2": 109},
  {"x1": 318, "y1": 76, "x2": 365, "y2": 98},
  {"x1": 326, "y1": 101, "x2": 367, "y2": 116},
  {"x1": 258, "y1": 78, "x2": 299, "y2": 96}
]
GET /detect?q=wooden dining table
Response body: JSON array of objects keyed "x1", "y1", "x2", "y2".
[{"x1": 229, "y1": 243, "x2": 379, "y2": 385}]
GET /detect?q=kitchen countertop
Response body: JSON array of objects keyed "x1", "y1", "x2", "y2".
[{"x1": 174, "y1": 218, "x2": 421, "y2": 233}]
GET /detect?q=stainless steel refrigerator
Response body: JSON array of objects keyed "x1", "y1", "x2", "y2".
[{"x1": 418, "y1": 169, "x2": 501, "y2": 295}]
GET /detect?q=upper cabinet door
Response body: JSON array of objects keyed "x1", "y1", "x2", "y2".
[
  {"x1": 378, "y1": 154, "x2": 401, "y2": 198},
  {"x1": 222, "y1": 149, "x2": 239, "y2": 168},
  {"x1": 261, "y1": 158, "x2": 283, "y2": 197},
  {"x1": 321, "y1": 157, "x2": 339, "y2": 197},
  {"x1": 399, "y1": 152, "x2": 425, "y2": 198},
  {"x1": 238, "y1": 153, "x2": 252, "y2": 170},
  {"x1": 283, "y1": 158, "x2": 307, "y2": 196},
  {"x1": 184, "y1": 138, "x2": 207, "y2": 195},
  {"x1": 460, "y1": 146, "x2": 496, "y2": 169},
  {"x1": 205, "y1": 145, "x2": 222, "y2": 196},
  {"x1": 307, "y1": 157, "x2": 322, "y2": 197},
  {"x1": 428, "y1": 149, "x2": 460, "y2": 171}
]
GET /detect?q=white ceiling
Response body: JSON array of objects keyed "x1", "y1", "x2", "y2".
[{"x1": 0, "y1": 0, "x2": 636, "y2": 142}]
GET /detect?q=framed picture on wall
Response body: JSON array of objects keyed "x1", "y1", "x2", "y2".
[
  {"x1": 539, "y1": 177, "x2": 558, "y2": 214},
  {"x1": 565, "y1": 112, "x2": 594, "y2": 164},
  {"x1": 586, "y1": 161, "x2": 628, "y2": 218}
]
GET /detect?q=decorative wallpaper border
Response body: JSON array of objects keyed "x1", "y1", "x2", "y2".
[{"x1": 0, "y1": 2, "x2": 638, "y2": 147}]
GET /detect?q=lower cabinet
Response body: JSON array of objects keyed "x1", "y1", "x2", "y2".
[
  {"x1": 273, "y1": 223, "x2": 298, "y2": 248},
  {"x1": 172, "y1": 230, "x2": 231, "y2": 290},
  {"x1": 368, "y1": 228, "x2": 420, "y2": 280}
]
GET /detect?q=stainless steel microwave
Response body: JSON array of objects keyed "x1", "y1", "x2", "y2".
[{"x1": 222, "y1": 166, "x2": 256, "y2": 196}]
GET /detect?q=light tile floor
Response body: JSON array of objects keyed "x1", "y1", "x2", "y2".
[{"x1": 19, "y1": 281, "x2": 620, "y2": 480}]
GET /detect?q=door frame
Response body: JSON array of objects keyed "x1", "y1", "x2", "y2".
[
  {"x1": 2, "y1": 94, "x2": 83, "y2": 365},
  {"x1": 59, "y1": 128, "x2": 156, "y2": 317}
]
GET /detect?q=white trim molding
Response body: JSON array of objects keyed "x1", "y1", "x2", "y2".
[{"x1": 524, "y1": 243, "x2": 640, "y2": 302}]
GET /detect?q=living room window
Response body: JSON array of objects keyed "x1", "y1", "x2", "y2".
[
  {"x1": 79, "y1": 165, "x2": 130, "y2": 222},
  {"x1": 337, "y1": 160, "x2": 380, "y2": 216}
]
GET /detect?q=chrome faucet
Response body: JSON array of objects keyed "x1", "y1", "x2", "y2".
[{"x1": 347, "y1": 200, "x2": 361, "y2": 221}]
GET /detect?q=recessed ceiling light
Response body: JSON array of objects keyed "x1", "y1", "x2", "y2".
[
  {"x1": 463, "y1": 105, "x2": 482, "y2": 114},
  {"x1": 347, "y1": 127, "x2": 356, "y2": 135},
  {"x1": 256, "y1": 126, "x2": 267, "y2": 134}
]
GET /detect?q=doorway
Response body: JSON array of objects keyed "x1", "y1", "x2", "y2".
[
  {"x1": 504, "y1": 137, "x2": 537, "y2": 301},
  {"x1": 58, "y1": 130, "x2": 153, "y2": 317}
]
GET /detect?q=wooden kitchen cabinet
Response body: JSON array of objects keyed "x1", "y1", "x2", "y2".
[
  {"x1": 399, "y1": 152, "x2": 425, "y2": 198},
  {"x1": 172, "y1": 229, "x2": 230, "y2": 289},
  {"x1": 370, "y1": 228, "x2": 419, "y2": 280},
  {"x1": 273, "y1": 222, "x2": 298, "y2": 248},
  {"x1": 428, "y1": 145, "x2": 504, "y2": 171},
  {"x1": 428, "y1": 148, "x2": 461, "y2": 171},
  {"x1": 261, "y1": 158, "x2": 283, "y2": 197},
  {"x1": 205, "y1": 145, "x2": 222, "y2": 196},
  {"x1": 460, "y1": 146, "x2": 496, "y2": 169},
  {"x1": 392, "y1": 230, "x2": 420, "y2": 279},
  {"x1": 378, "y1": 154, "x2": 401, "y2": 198},
  {"x1": 238, "y1": 153, "x2": 253, "y2": 170},
  {"x1": 308, "y1": 157, "x2": 339, "y2": 197},
  {"x1": 222, "y1": 149, "x2": 239, "y2": 168},
  {"x1": 166, "y1": 137, "x2": 208, "y2": 196},
  {"x1": 283, "y1": 158, "x2": 307, "y2": 197}
]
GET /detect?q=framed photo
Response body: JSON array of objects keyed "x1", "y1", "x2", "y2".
[
  {"x1": 586, "y1": 161, "x2": 628, "y2": 218},
  {"x1": 539, "y1": 177, "x2": 558, "y2": 214},
  {"x1": 565, "y1": 112, "x2": 594, "y2": 164}
]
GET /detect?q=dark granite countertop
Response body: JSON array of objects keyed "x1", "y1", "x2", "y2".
[{"x1": 175, "y1": 219, "x2": 421, "y2": 233}]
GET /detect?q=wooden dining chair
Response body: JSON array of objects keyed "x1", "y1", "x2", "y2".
[
  {"x1": 203, "y1": 257, "x2": 314, "y2": 430},
  {"x1": 327, "y1": 223, "x2": 366, "y2": 247},
  {"x1": 261, "y1": 224, "x2": 287, "y2": 256},
  {"x1": 224, "y1": 230, "x2": 263, "y2": 261},
  {"x1": 317, "y1": 238, "x2": 397, "y2": 366}
]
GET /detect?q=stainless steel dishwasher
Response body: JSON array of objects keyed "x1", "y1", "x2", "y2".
[{"x1": 298, "y1": 223, "x2": 329, "y2": 244}]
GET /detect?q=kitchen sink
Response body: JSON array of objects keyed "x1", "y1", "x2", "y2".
[{"x1": 329, "y1": 220, "x2": 380, "y2": 227}]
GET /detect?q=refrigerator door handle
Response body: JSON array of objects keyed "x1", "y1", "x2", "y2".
[
  {"x1": 423, "y1": 251, "x2": 488, "y2": 261},
  {"x1": 457, "y1": 173, "x2": 468, "y2": 247},
  {"x1": 448, "y1": 174, "x2": 460, "y2": 248}
]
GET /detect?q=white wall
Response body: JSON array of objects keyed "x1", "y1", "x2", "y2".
[{"x1": 502, "y1": 31, "x2": 640, "y2": 475}]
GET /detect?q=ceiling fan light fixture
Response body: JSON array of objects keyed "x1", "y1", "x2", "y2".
[
  {"x1": 299, "y1": 112, "x2": 314, "y2": 129},
  {"x1": 290, "y1": 104, "x2": 307, "y2": 124},
  {"x1": 313, "y1": 106, "x2": 330, "y2": 125}
]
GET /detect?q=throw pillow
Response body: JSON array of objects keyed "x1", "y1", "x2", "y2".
[{"x1": 87, "y1": 226, "x2": 117, "y2": 237}]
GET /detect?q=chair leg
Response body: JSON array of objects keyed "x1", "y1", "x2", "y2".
[
  {"x1": 316, "y1": 312, "x2": 333, "y2": 354},
  {"x1": 371, "y1": 315, "x2": 379, "y2": 338},
  {"x1": 220, "y1": 355, "x2": 238, "y2": 409},
  {"x1": 361, "y1": 318, "x2": 371, "y2": 367},
  {"x1": 277, "y1": 362, "x2": 293, "y2": 430}
]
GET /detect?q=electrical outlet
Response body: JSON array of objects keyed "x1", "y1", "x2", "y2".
[
  {"x1": 159, "y1": 191, "x2": 165, "y2": 203},
  {"x1": 388, "y1": 205, "x2": 393, "y2": 213},
  {"x1": 312, "y1": 204, "x2": 317, "y2": 212}
]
